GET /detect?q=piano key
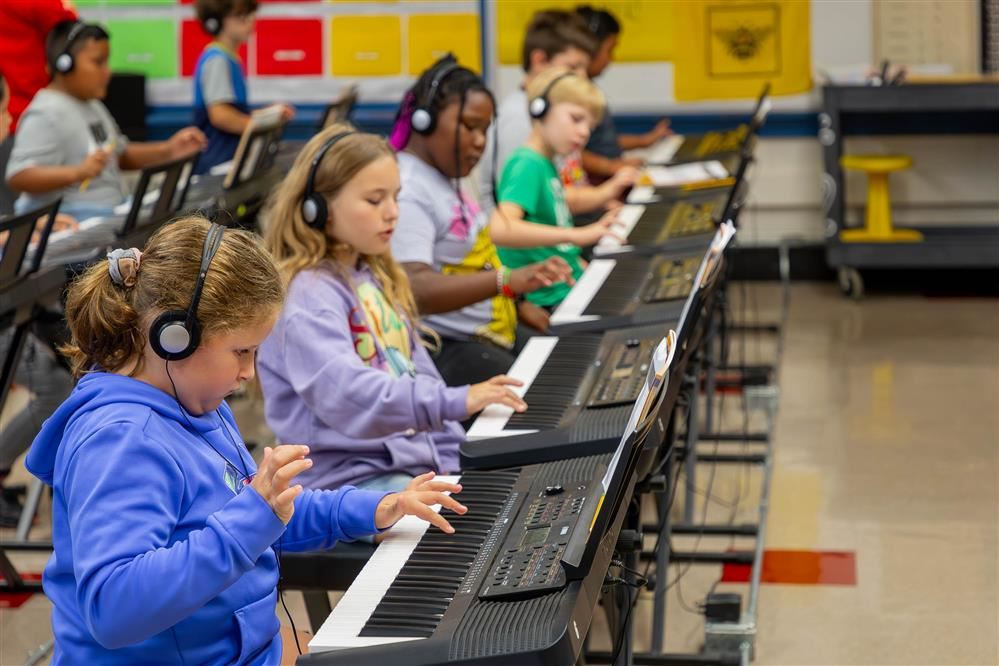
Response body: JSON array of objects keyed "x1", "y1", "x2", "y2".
[
  {"x1": 309, "y1": 474, "x2": 461, "y2": 652},
  {"x1": 465, "y1": 337, "x2": 560, "y2": 440},
  {"x1": 505, "y1": 336, "x2": 603, "y2": 431},
  {"x1": 549, "y1": 259, "x2": 617, "y2": 326},
  {"x1": 626, "y1": 185, "x2": 660, "y2": 205},
  {"x1": 595, "y1": 204, "x2": 646, "y2": 255},
  {"x1": 645, "y1": 134, "x2": 685, "y2": 164}
]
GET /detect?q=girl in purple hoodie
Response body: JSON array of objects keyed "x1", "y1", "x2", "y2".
[{"x1": 258, "y1": 124, "x2": 527, "y2": 492}]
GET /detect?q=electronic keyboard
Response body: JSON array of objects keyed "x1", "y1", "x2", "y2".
[
  {"x1": 463, "y1": 324, "x2": 685, "y2": 464},
  {"x1": 303, "y1": 337, "x2": 678, "y2": 665},
  {"x1": 597, "y1": 190, "x2": 729, "y2": 257}
]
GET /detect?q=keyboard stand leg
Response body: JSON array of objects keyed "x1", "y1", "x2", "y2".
[
  {"x1": 302, "y1": 590, "x2": 332, "y2": 634},
  {"x1": 15, "y1": 478, "x2": 45, "y2": 542},
  {"x1": 650, "y1": 484, "x2": 672, "y2": 653},
  {"x1": 682, "y1": 371, "x2": 698, "y2": 525}
]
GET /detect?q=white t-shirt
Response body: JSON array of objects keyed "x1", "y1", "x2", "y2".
[
  {"x1": 477, "y1": 89, "x2": 531, "y2": 217},
  {"x1": 393, "y1": 152, "x2": 517, "y2": 349},
  {"x1": 7, "y1": 89, "x2": 128, "y2": 213}
]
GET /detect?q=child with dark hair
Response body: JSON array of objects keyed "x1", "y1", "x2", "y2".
[
  {"x1": 575, "y1": 4, "x2": 672, "y2": 179},
  {"x1": 389, "y1": 56, "x2": 616, "y2": 385},
  {"x1": 6, "y1": 21, "x2": 206, "y2": 219},
  {"x1": 192, "y1": 0, "x2": 293, "y2": 174},
  {"x1": 478, "y1": 9, "x2": 634, "y2": 219}
]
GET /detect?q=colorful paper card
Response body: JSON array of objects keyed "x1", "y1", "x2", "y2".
[
  {"x1": 255, "y1": 18, "x2": 323, "y2": 76},
  {"x1": 330, "y1": 16, "x2": 401, "y2": 76},
  {"x1": 408, "y1": 13, "x2": 480, "y2": 74},
  {"x1": 106, "y1": 19, "x2": 178, "y2": 79}
]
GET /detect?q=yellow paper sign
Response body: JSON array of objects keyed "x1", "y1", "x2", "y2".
[
  {"x1": 408, "y1": 13, "x2": 481, "y2": 74},
  {"x1": 673, "y1": 0, "x2": 812, "y2": 101},
  {"x1": 330, "y1": 16, "x2": 402, "y2": 76}
]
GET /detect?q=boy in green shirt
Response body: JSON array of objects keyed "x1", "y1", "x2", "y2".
[{"x1": 495, "y1": 67, "x2": 617, "y2": 307}]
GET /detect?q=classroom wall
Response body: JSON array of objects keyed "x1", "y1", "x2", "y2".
[{"x1": 84, "y1": 0, "x2": 998, "y2": 249}]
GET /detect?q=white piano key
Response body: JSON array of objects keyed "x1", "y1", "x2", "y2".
[
  {"x1": 309, "y1": 475, "x2": 461, "y2": 653},
  {"x1": 645, "y1": 134, "x2": 684, "y2": 164},
  {"x1": 595, "y1": 204, "x2": 645, "y2": 255},
  {"x1": 549, "y1": 259, "x2": 616, "y2": 326},
  {"x1": 465, "y1": 337, "x2": 559, "y2": 440},
  {"x1": 642, "y1": 160, "x2": 728, "y2": 188},
  {"x1": 626, "y1": 186, "x2": 659, "y2": 204}
]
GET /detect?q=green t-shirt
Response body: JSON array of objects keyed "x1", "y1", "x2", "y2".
[{"x1": 496, "y1": 146, "x2": 584, "y2": 307}]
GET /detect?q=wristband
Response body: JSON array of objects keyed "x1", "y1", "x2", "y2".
[{"x1": 496, "y1": 267, "x2": 516, "y2": 299}]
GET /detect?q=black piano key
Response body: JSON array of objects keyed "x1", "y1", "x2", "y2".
[
  {"x1": 506, "y1": 336, "x2": 603, "y2": 431},
  {"x1": 583, "y1": 260, "x2": 653, "y2": 317},
  {"x1": 359, "y1": 470, "x2": 520, "y2": 639}
]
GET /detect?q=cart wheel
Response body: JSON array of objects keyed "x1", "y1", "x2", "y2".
[{"x1": 838, "y1": 267, "x2": 864, "y2": 300}]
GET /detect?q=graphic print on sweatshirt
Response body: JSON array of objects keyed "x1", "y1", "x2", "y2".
[{"x1": 350, "y1": 280, "x2": 416, "y2": 377}]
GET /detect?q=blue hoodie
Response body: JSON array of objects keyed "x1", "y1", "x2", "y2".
[{"x1": 27, "y1": 372, "x2": 388, "y2": 665}]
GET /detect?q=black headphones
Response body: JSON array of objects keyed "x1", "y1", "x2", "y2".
[
  {"x1": 53, "y1": 22, "x2": 90, "y2": 74},
  {"x1": 150, "y1": 223, "x2": 225, "y2": 361},
  {"x1": 301, "y1": 131, "x2": 357, "y2": 229},
  {"x1": 410, "y1": 58, "x2": 459, "y2": 135},
  {"x1": 529, "y1": 72, "x2": 576, "y2": 119}
]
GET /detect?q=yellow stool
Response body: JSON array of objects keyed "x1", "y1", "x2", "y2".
[{"x1": 839, "y1": 155, "x2": 923, "y2": 243}]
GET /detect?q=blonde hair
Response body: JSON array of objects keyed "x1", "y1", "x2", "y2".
[
  {"x1": 526, "y1": 67, "x2": 605, "y2": 125},
  {"x1": 62, "y1": 215, "x2": 283, "y2": 378},
  {"x1": 262, "y1": 123, "x2": 432, "y2": 345}
]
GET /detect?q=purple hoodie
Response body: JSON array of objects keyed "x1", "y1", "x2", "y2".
[{"x1": 257, "y1": 262, "x2": 468, "y2": 489}]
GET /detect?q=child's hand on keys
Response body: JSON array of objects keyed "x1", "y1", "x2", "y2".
[
  {"x1": 280, "y1": 104, "x2": 296, "y2": 121},
  {"x1": 466, "y1": 375, "x2": 526, "y2": 416},
  {"x1": 168, "y1": 126, "x2": 207, "y2": 158},
  {"x1": 510, "y1": 256, "x2": 574, "y2": 294},
  {"x1": 573, "y1": 207, "x2": 623, "y2": 246},
  {"x1": 250, "y1": 445, "x2": 312, "y2": 524},
  {"x1": 375, "y1": 472, "x2": 467, "y2": 533},
  {"x1": 610, "y1": 165, "x2": 640, "y2": 193},
  {"x1": 76, "y1": 150, "x2": 109, "y2": 183},
  {"x1": 644, "y1": 118, "x2": 673, "y2": 146},
  {"x1": 517, "y1": 300, "x2": 551, "y2": 333}
]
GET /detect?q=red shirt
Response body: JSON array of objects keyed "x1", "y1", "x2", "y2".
[{"x1": 0, "y1": 0, "x2": 78, "y2": 133}]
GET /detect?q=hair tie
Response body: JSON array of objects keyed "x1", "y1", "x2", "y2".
[
  {"x1": 389, "y1": 91, "x2": 416, "y2": 151},
  {"x1": 107, "y1": 247, "x2": 142, "y2": 287}
]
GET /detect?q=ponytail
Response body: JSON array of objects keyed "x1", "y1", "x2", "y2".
[
  {"x1": 62, "y1": 215, "x2": 284, "y2": 379},
  {"x1": 62, "y1": 258, "x2": 144, "y2": 378}
]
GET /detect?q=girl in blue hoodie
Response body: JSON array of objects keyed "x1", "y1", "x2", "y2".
[
  {"x1": 27, "y1": 215, "x2": 466, "y2": 664},
  {"x1": 258, "y1": 125, "x2": 529, "y2": 493}
]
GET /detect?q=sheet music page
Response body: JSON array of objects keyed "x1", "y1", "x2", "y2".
[
  {"x1": 601, "y1": 331, "x2": 677, "y2": 493},
  {"x1": 642, "y1": 160, "x2": 728, "y2": 188}
]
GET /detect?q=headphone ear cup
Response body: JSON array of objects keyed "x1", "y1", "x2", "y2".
[
  {"x1": 410, "y1": 108, "x2": 433, "y2": 134},
  {"x1": 204, "y1": 17, "x2": 220, "y2": 35},
  {"x1": 301, "y1": 195, "x2": 328, "y2": 230},
  {"x1": 529, "y1": 96, "x2": 548, "y2": 119},
  {"x1": 54, "y1": 53, "x2": 73, "y2": 74},
  {"x1": 150, "y1": 311, "x2": 200, "y2": 361}
]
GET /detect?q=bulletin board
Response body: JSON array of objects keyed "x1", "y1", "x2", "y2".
[{"x1": 76, "y1": 0, "x2": 483, "y2": 105}]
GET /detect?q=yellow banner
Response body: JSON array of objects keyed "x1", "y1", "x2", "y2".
[
  {"x1": 673, "y1": 0, "x2": 812, "y2": 101},
  {"x1": 496, "y1": 0, "x2": 673, "y2": 66}
]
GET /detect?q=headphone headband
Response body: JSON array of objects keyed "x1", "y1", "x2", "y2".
[
  {"x1": 411, "y1": 56, "x2": 460, "y2": 134},
  {"x1": 529, "y1": 71, "x2": 576, "y2": 119},
  {"x1": 149, "y1": 222, "x2": 226, "y2": 361},
  {"x1": 185, "y1": 222, "x2": 225, "y2": 329},
  {"x1": 54, "y1": 21, "x2": 94, "y2": 74},
  {"x1": 301, "y1": 131, "x2": 357, "y2": 228}
]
